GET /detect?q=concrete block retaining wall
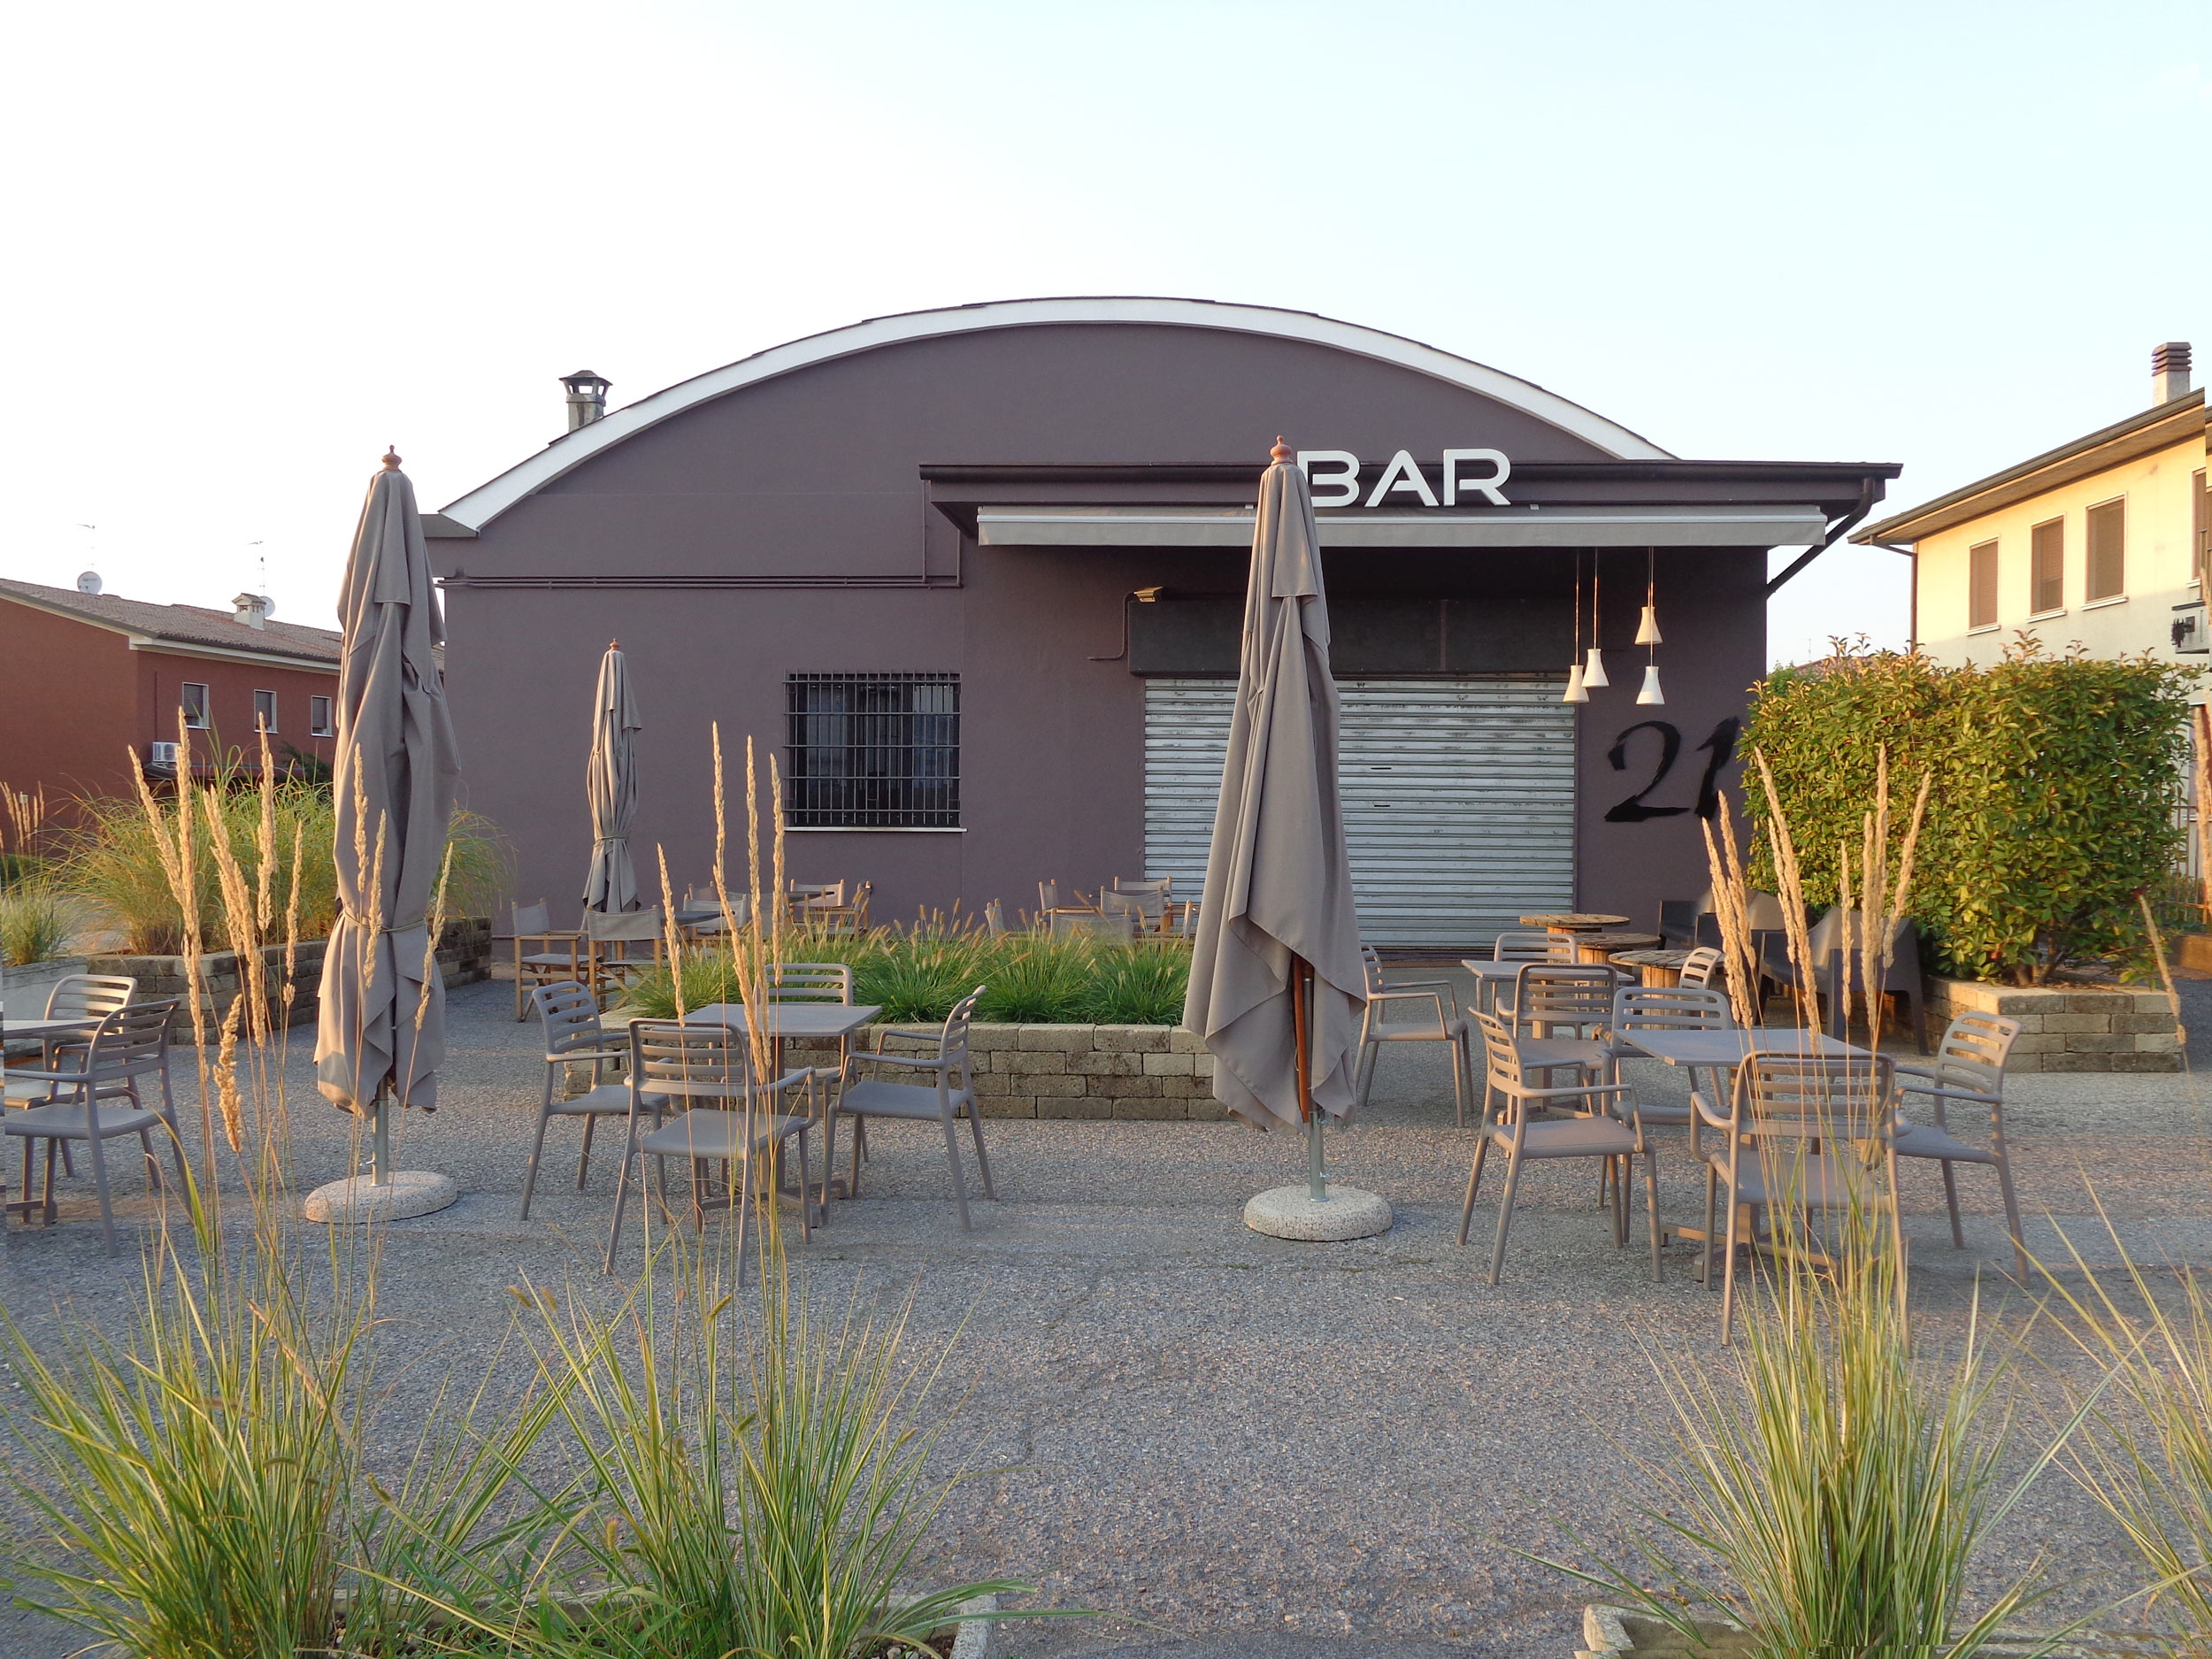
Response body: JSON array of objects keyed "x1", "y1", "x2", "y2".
[
  {"x1": 1926, "y1": 977, "x2": 2180, "y2": 1073},
  {"x1": 870, "y1": 1023, "x2": 1222, "y2": 1119},
  {"x1": 85, "y1": 918, "x2": 493, "y2": 1043}
]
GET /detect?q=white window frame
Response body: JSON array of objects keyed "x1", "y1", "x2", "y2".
[
  {"x1": 180, "y1": 682, "x2": 210, "y2": 729},
  {"x1": 310, "y1": 694, "x2": 334, "y2": 737},
  {"x1": 253, "y1": 689, "x2": 279, "y2": 733}
]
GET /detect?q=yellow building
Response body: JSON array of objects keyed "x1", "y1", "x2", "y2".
[{"x1": 1855, "y1": 343, "x2": 2208, "y2": 673}]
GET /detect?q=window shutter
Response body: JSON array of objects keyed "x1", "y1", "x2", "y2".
[
  {"x1": 2085, "y1": 499, "x2": 2124, "y2": 601},
  {"x1": 2031, "y1": 518, "x2": 2064, "y2": 615},
  {"x1": 1969, "y1": 540, "x2": 1999, "y2": 629}
]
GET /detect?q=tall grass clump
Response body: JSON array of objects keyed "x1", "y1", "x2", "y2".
[{"x1": 0, "y1": 884, "x2": 77, "y2": 965}]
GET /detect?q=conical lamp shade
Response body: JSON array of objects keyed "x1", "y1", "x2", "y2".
[
  {"x1": 1634, "y1": 604, "x2": 1663, "y2": 646},
  {"x1": 1562, "y1": 661, "x2": 1587, "y2": 703},
  {"x1": 1581, "y1": 646, "x2": 1609, "y2": 689},
  {"x1": 1636, "y1": 664, "x2": 1665, "y2": 705}
]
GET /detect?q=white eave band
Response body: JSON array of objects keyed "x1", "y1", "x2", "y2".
[{"x1": 974, "y1": 505, "x2": 1829, "y2": 549}]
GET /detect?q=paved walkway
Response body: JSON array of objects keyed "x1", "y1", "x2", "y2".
[{"x1": 1, "y1": 976, "x2": 2207, "y2": 1658}]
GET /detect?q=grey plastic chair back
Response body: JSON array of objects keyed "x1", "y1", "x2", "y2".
[
  {"x1": 537, "y1": 980, "x2": 611, "y2": 1057},
  {"x1": 1611, "y1": 985, "x2": 1731, "y2": 1033},
  {"x1": 1493, "y1": 932, "x2": 1570, "y2": 963},
  {"x1": 769, "y1": 963, "x2": 853, "y2": 1003},
  {"x1": 1511, "y1": 964, "x2": 1615, "y2": 1036},
  {"x1": 1675, "y1": 946, "x2": 1725, "y2": 989},
  {"x1": 42, "y1": 974, "x2": 135, "y2": 1024}
]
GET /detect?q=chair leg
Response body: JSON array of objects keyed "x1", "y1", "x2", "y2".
[
  {"x1": 1719, "y1": 1182, "x2": 1740, "y2": 1346},
  {"x1": 138, "y1": 1130, "x2": 158, "y2": 1190},
  {"x1": 794, "y1": 1130, "x2": 812, "y2": 1243},
  {"x1": 1643, "y1": 1150, "x2": 1663, "y2": 1282},
  {"x1": 1939, "y1": 1160, "x2": 1964, "y2": 1249},
  {"x1": 1448, "y1": 1037, "x2": 1469, "y2": 1129},
  {"x1": 1457, "y1": 1135, "x2": 1492, "y2": 1245},
  {"x1": 578, "y1": 1113, "x2": 600, "y2": 1188},
  {"x1": 1487, "y1": 1142, "x2": 1528, "y2": 1286},
  {"x1": 966, "y1": 1106, "x2": 995, "y2": 1200},
  {"x1": 849, "y1": 1114, "x2": 865, "y2": 1197},
  {"x1": 1354, "y1": 1037, "x2": 1375, "y2": 1110},
  {"x1": 1993, "y1": 1150, "x2": 2028, "y2": 1279},
  {"x1": 603, "y1": 1123, "x2": 643, "y2": 1274},
  {"x1": 519, "y1": 1106, "x2": 554, "y2": 1220},
  {"x1": 941, "y1": 1110, "x2": 972, "y2": 1233},
  {"x1": 1700, "y1": 1164, "x2": 1718, "y2": 1289},
  {"x1": 87, "y1": 1130, "x2": 118, "y2": 1257}
]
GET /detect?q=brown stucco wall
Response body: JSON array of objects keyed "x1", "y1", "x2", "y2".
[
  {"x1": 134, "y1": 649, "x2": 340, "y2": 779},
  {"x1": 0, "y1": 603, "x2": 138, "y2": 810}
]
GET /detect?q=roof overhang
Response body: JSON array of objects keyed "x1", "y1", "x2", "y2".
[
  {"x1": 437, "y1": 296, "x2": 1676, "y2": 532},
  {"x1": 1853, "y1": 391, "x2": 2207, "y2": 546},
  {"x1": 975, "y1": 503, "x2": 1831, "y2": 549},
  {"x1": 126, "y1": 637, "x2": 339, "y2": 672}
]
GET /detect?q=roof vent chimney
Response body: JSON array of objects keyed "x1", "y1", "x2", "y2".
[
  {"x1": 2153, "y1": 341, "x2": 2192, "y2": 403},
  {"x1": 562, "y1": 369, "x2": 611, "y2": 433},
  {"x1": 232, "y1": 591, "x2": 271, "y2": 630}
]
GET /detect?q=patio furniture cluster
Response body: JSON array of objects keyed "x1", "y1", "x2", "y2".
[{"x1": 1037, "y1": 877, "x2": 1198, "y2": 941}]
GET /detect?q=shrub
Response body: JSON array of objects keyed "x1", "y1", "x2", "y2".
[
  {"x1": 1747, "y1": 635, "x2": 2193, "y2": 984},
  {"x1": 0, "y1": 886, "x2": 77, "y2": 966}
]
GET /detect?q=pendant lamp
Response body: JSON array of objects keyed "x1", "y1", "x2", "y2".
[
  {"x1": 1563, "y1": 549, "x2": 1588, "y2": 703},
  {"x1": 1581, "y1": 555, "x2": 1609, "y2": 687},
  {"x1": 1632, "y1": 549, "x2": 1663, "y2": 702}
]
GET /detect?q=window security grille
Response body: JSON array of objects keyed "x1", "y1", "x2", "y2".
[{"x1": 786, "y1": 673, "x2": 960, "y2": 828}]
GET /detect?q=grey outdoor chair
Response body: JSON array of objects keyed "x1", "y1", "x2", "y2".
[
  {"x1": 766, "y1": 961, "x2": 857, "y2": 1088},
  {"x1": 982, "y1": 899, "x2": 1010, "y2": 936},
  {"x1": 1496, "y1": 963, "x2": 1615, "y2": 1085},
  {"x1": 1675, "y1": 946, "x2": 1724, "y2": 990},
  {"x1": 512, "y1": 901, "x2": 587, "y2": 1019},
  {"x1": 584, "y1": 906, "x2": 665, "y2": 1002},
  {"x1": 3, "y1": 999, "x2": 187, "y2": 1255},
  {"x1": 1605, "y1": 984, "x2": 1733, "y2": 1157},
  {"x1": 1492, "y1": 931, "x2": 1571, "y2": 964},
  {"x1": 4, "y1": 972, "x2": 137, "y2": 1177},
  {"x1": 1352, "y1": 946, "x2": 1471, "y2": 1125},
  {"x1": 1891, "y1": 1011, "x2": 2028, "y2": 1277},
  {"x1": 1053, "y1": 908, "x2": 1133, "y2": 941},
  {"x1": 605, "y1": 1018, "x2": 814, "y2": 1275},
  {"x1": 1695, "y1": 1052, "x2": 1903, "y2": 1345},
  {"x1": 522, "y1": 982, "x2": 666, "y2": 1220},
  {"x1": 1098, "y1": 890, "x2": 1159, "y2": 935},
  {"x1": 830, "y1": 986, "x2": 995, "y2": 1230},
  {"x1": 1459, "y1": 1008, "x2": 1662, "y2": 1286}
]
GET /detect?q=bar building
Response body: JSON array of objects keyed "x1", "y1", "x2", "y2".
[{"x1": 428, "y1": 298, "x2": 1898, "y2": 946}]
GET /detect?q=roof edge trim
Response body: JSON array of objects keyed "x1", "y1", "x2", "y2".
[{"x1": 439, "y1": 296, "x2": 1675, "y2": 529}]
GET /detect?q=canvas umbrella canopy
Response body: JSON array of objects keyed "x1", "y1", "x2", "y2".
[
  {"x1": 1184, "y1": 439, "x2": 1378, "y2": 1228},
  {"x1": 582, "y1": 641, "x2": 641, "y2": 913},
  {"x1": 312, "y1": 449, "x2": 463, "y2": 1199}
]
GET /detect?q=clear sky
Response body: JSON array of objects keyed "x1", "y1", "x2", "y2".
[{"x1": 5, "y1": 0, "x2": 2206, "y2": 664}]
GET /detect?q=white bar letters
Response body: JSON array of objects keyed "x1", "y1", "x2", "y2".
[{"x1": 1294, "y1": 448, "x2": 1512, "y2": 509}]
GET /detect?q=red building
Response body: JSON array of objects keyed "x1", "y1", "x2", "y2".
[{"x1": 0, "y1": 577, "x2": 341, "y2": 814}]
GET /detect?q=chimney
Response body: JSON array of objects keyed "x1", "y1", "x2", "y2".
[
  {"x1": 2153, "y1": 341, "x2": 2193, "y2": 403},
  {"x1": 232, "y1": 591, "x2": 271, "y2": 630},
  {"x1": 562, "y1": 369, "x2": 611, "y2": 432}
]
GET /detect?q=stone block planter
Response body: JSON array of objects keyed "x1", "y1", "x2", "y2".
[
  {"x1": 87, "y1": 918, "x2": 493, "y2": 1043},
  {"x1": 1578, "y1": 1603, "x2": 2159, "y2": 1655},
  {"x1": 869, "y1": 1023, "x2": 1222, "y2": 1119},
  {"x1": 0, "y1": 956, "x2": 91, "y2": 1010},
  {"x1": 1924, "y1": 977, "x2": 2180, "y2": 1073}
]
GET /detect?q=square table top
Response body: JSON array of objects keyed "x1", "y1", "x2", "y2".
[
  {"x1": 1459, "y1": 957, "x2": 1596, "y2": 979},
  {"x1": 1620, "y1": 1028, "x2": 1866, "y2": 1068},
  {"x1": 684, "y1": 1002, "x2": 880, "y2": 1039},
  {"x1": 3, "y1": 1018, "x2": 97, "y2": 1041}
]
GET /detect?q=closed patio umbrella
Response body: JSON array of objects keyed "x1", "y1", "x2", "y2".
[
  {"x1": 582, "y1": 641, "x2": 641, "y2": 913},
  {"x1": 308, "y1": 448, "x2": 462, "y2": 1217},
  {"x1": 1184, "y1": 439, "x2": 1385, "y2": 1238}
]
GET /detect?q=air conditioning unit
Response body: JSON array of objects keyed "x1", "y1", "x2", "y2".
[
  {"x1": 148, "y1": 741, "x2": 181, "y2": 769},
  {"x1": 2172, "y1": 602, "x2": 2208, "y2": 655}
]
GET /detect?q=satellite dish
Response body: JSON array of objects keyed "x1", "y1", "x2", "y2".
[{"x1": 75, "y1": 571, "x2": 102, "y2": 595}]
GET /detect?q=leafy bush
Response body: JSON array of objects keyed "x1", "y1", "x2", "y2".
[
  {"x1": 0, "y1": 886, "x2": 77, "y2": 966},
  {"x1": 1747, "y1": 636, "x2": 2193, "y2": 983},
  {"x1": 624, "y1": 924, "x2": 1193, "y2": 1025},
  {"x1": 56, "y1": 782, "x2": 510, "y2": 956}
]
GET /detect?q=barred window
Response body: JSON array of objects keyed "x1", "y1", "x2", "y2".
[{"x1": 786, "y1": 673, "x2": 960, "y2": 828}]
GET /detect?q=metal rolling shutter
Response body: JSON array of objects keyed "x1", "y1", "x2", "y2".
[{"x1": 1144, "y1": 678, "x2": 1576, "y2": 948}]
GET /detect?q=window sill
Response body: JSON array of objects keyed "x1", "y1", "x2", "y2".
[
  {"x1": 2028, "y1": 608, "x2": 2067, "y2": 621},
  {"x1": 2083, "y1": 595, "x2": 2128, "y2": 610},
  {"x1": 1966, "y1": 624, "x2": 2001, "y2": 635},
  {"x1": 784, "y1": 826, "x2": 967, "y2": 833}
]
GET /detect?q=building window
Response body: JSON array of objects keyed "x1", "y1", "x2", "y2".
[
  {"x1": 2085, "y1": 497, "x2": 2125, "y2": 602},
  {"x1": 2030, "y1": 518, "x2": 2065, "y2": 615},
  {"x1": 180, "y1": 682, "x2": 210, "y2": 729},
  {"x1": 786, "y1": 672, "x2": 960, "y2": 828},
  {"x1": 2193, "y1": 469, "x2": 2206, "y2": 588},
  {"x1": 254, "y1": 689, "x2": 278, "y2": 733},
  {"x1": 1969, "y1": 539, "x2": 1999, "y2": 630},
  {"x1": 311, "y1": 695, "x2": 334, "y2": 737}
]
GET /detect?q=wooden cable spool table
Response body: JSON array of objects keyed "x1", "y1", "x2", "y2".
[
  {"x1": 1518, "y1": 912, "x2": 1630, "y2": 933},
  {"x1": 1563, "y1": 930, "x2": 1660, "y2": 965},
  {"x1": 1608, "y1": 948, "x2": 1694, "y2": 987}
]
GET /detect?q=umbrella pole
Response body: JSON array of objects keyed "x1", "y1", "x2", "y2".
[
  {"x1": 372, "y1": 1084, "x2": 392, "y2": 1187},
  {"x1": 1294, "y1": 956, "x2": 1326, "y2": 1202}
]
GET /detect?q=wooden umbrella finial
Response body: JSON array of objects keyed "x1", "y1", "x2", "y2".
[
  {"x1": 381, "y1": 446, "x2": 403, "y2": 470},
  {"x1": 1270, "y1": 434, "x2": 1292, "y2": 463},
  {"x1": 609, "y1": 638, "x2": 619, "y2": 650}
]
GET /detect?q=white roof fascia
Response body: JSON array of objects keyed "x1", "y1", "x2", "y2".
[
  {"x1": 440, "y1": 297, "x2": 1674, "y2": 531},
  {"x1": 126, "y1": 637, "x2": 339, "y2": 672},
  {"x1": 974, "y1": 504, "x2": 1825, "y2": 550}
]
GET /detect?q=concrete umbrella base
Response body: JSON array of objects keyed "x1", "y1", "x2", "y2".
[
  {"x1": 303, "y1": 1170, "x2": 457, "y2": 1224},
  {"x1": 1244, "y1": 1184, "x2": 1393, "y2": 1240}
]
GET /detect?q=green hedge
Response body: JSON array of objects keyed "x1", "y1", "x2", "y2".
[{"x1": 1746, "y1": 638, "x2": 2193, "y2": 985}]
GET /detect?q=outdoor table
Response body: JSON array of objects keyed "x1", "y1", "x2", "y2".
[
  {"x1": 2, "y1": 1018, "x2": 96, "y2": 1044},
  {"x1": 1566, "y1": 930, "x2": 1659, "y2": 964},
  {"x1": 684, "y1": 1002, "x2": 882, "y2": 1081},
  {"x1": 1609, "y1": 948, "x2": 1692, "y2": 987},
  {"x1": 1518, "y1": 912, "x2": 1629, "y2": 933}
]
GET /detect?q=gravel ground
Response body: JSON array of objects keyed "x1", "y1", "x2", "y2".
[{"x1": 0, "y1": 972, "x2": 2208, "y2": 1659}]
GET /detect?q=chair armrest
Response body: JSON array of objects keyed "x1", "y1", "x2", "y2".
[
  {"x1": 1515, "y1": 1081, "x2": 1631, "y2": 1104},
  {"x1": 1368, "y1": 990, "x2": 1448, "y2": 1028},
  {"x1": 549, "y1": 1047, "x2": 628, "y2": 1066},
  {"x1": 845, "y1": 1049, "x2": 952, "y2": 1076},
  {"x1": 1690, "y1": 1088, "x2": 1732, "y2": 1129}
]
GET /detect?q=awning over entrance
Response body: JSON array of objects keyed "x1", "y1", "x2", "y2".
[{"x1": 975, "y1": 503, "x2": 1831, "y2": 549}]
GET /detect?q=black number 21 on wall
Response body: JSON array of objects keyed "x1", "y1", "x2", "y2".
[{"x1": 1605, "y1": 718, "x2": 1741, "y2": 823}]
